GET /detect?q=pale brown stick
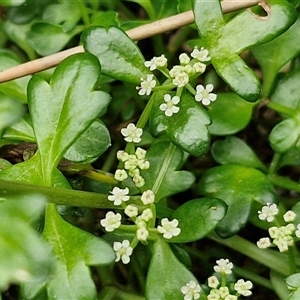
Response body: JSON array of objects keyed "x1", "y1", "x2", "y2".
[{"x1": 0, "y1": 0, "x2": 261, "y2": 83}]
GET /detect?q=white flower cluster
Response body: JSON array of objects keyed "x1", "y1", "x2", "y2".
[
  {"x1": 115, "y1": 146, "x2": 150, "y2": 188},
  {"x1": 181, "y1": 259, "x2": 252, "y2": 300},
  {"x1": 257, "y1": 203, "x2": 300, "y2": 252}
]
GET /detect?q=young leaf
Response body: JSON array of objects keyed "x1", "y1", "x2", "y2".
[
  {"x1": 197, "y1": 165, "x2": 278, "y2": 237},
  {"x1": 207, "y1": 93, "x2": 255, "y2": 135},
  {"x1": 170, "y1": 198, "x2": 227, "y2": 243},
  {"x1": 22, "y1": 204, "x2": 115, "y2": 300},
  {"x1": 82, "y1": 26, "x2": 151, "y2": 84},
  {"x1": 193, "y1": 0, "x2": 297, "y2": 101},
  {"x1": 141, "y1": 141, "x2": 195, "y2": 201},
  {"x1": 0, "y1": 194, "x2": 51, "y2": 290},
  {"x1": 212, "y1": 136, "x2": 267, "y2": 172},
  {"x1": 146, "y1": 238, "x2": 199, "y2": 300}
]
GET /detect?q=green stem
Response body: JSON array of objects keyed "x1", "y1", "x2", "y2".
[
  {"x1": 209, "y1": 233, "x2": 290, "y2": 276},
  {"x1": 151, "y1": 142, "x2": 176, "y2": 196},
  {"x1": 268, "y1": 152, "x2": 282, "y2": 175},
  {"x1": 78, "y1": 0, "x2": 90, "y2": 27},
  {"x1": 136, "y1": 94, "x2": 155, "y2": 129},
  {"x1": 267, "y1": 101, "x2": 296, "y2": 117},
  {"x1": 288, "y1": 245, "x2": 297, "y2": 274},
  {"x1": 268, "y1": 174, "x2": 300, "y2": 193}
]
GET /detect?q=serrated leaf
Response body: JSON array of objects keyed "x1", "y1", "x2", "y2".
[
  {"x1": 0, "y1": 194, "x2": 51, "y2": 290},
  {"x1": 146, "y1": 238, "x2": 198, "y2": 300},
  {"x1": 21, "y1": 203, "x2": 115, "y2": 300},
  {"x1": 64, "y1": 120, "x2": 111, "y2": 163},
  {"x1": 252, "y1": 16, "x2": 300, "y2": 97},
  {"x1": 170, "y1": 198, "x2": 227, "y2": 243},
  {"x1": 82, "y1": 26, "x2": 151, "y2": 84},
  {"x1": 212, "y1": 136, "x2": 267, "y2": 171},
  {"x1": 197, "y1": 165, "x2": 278, "y2": 237},
  {"x1": 207, "y1": 93, "x2": 255, "y2": 135},
  {"x1": 193, "y1": 0, "x2": 297, "y2": 101},
  {"x1": 141, "y1": 141, "x2": 195, "y2": 201}
]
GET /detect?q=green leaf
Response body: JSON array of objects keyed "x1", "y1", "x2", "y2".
[
  {"x1": 146, "y1": 238, "x2": 198, "y2": 300},
  {"x1": 0, "y1": 194, "x2": 51, "y2": 290},
  {"x1": 212, "y1": 136, "x2": 267, "y2": 172},
  {"x1": 90, "y1": 11, "x2": 119, "y2": 28},
  {"x1": 269, "y1": 118, "x2": 300, "y2": 153},
  {"x1": 27, "y1": 22, "x2": 82, "y2": 56},
  {"x1": 197, "y1": 165, "x2": 278, "y2": 237},
  {"x1": 170, "y1": 198, "x2": 227, "y2": 243},
  {"x1": 150, "y1": 92, "x2": 211, "y2": 156},
  {"x1": 22, "y1": 203, "x2": 115, "y2": 300},
  {"x1": 207, "y1": 93, "x2": 255, "y2": 135},
  {"x1": 82, "y1": 26, "x2": 151, "y2": 84},
  {"x1": 141, "y1": 142, "x2": 195, "y2": 201},
  {"x1": 193, "y1": 0, "x2": 297, "y2": 101},
  {"x1": 0, "y1": 92, "x2": 24, "y2": 130},
  {"x1": 252, "y1": 16, "x2": 300, "y2": 97},
  {"x1": 64, "y1": 120, "x2": 111, "y2": 163},
  {"x1": 0, "y1": 0, "x2": 25, "y2": 6},
  {"x1": 286, "y1": 273, "x2": 300, "y2": 300}
]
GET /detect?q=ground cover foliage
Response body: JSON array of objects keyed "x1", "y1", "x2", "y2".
[{"x1": 1, "y1": 0, "x2": 300, "y2": 299}]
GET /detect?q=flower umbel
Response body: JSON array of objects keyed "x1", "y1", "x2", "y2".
[
  {"x1": 258, "y1": 202, "x2": 278, "y2": 222},
  {"x1": 121, "y1": 123, "x2": 143, "y2": 143},
  {"x1": 157, "y1": 218, "x2": 181, "y2": 239},
  {"x1": 137, "y1": 74, "x2": 156, "y2": 96},
  {"x1": 181, "y1": 280, "x2": 201, "y2": 300},
  {"x1": 195, "y1": 84, "x2": 217, "y2": 105},
  {"x1": 159, "y1": 94, "x2": 180, "y2": 117},
  {"x1": 113, "y1": 240, "x2": 133, "y2": 264},
  {"x1": 108, "y1": 187, "x2": 130, "y2": 206}
]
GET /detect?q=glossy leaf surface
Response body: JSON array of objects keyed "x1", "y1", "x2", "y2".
[
  {"x1": 82, "y1": 26, "x2": 151, "y2": 84},
  {"x1": 171, "y1": 198, "x2": 227, "y2": 243},
  {"x1": 146, "y1": 238, "x2": 198, "y2": 300},
  {"x1": 198, "y1": 165, "x2": 278, "y2": 237},
  {"x1": 141, "y1": 142, "x2": 195, "y2": 201},
  {"x1": 207, "y1": 93, "x2": 254, "y2": 135},
  {"x1": 0, "y1": 195, "x2": 51, "y2": 290},
  {"x1": 212, "y1": 136, "x2": 267, "y2": 171},
  {"x1": 193, "y1": 0, "x2": 297, "y2": 101}
]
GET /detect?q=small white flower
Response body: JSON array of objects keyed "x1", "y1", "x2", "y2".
[
  {"x1": 141, "y1": 208, "x2": 153, "y2": 222},
  {"x1": 218, "y1": 286, "x2": 230, "y2": 298},
  {"x1": 157, "y1": 218, "x2": 181, "y2": 239},
  {"x1": 141, "y1": 190, "x2": 155, "y2": 205},
  {"x1": 114, "y1": 169, "x2": 128, "y2": 181},
  {"x1": 295, "y1": 224, "x2": 300, "y2": 237},
  {"x1": 179, "y1": 53, "x2": 190, "y2": 65},
  {"x1": 191, "y1": 47, "x2": 210, "y2": 62},
  {"x1": 207, "y1": 276, "x2": 219, "y2": 288},
  {"x1": 283, "y1": 210, "x2": 296, "y2": 222},
  {"x1": 181, "y1": 280, "x2": 201, "y2": 300},
  {"x1": 195, "y1": 84, "x2": 217, "y2": 105},
  {"x1": 159, "y1": 94, "x2": 180, "y2": 117},
  {"x1": 121, "y1": 123, "x2": 143, "y2": 143},
  {"x1": 124, "y1": 204, "x2": 139, "y2": 218},
  {"x1": 136, "y1": 227, "x2": 149, "y2": 241},
  {"x1": 234, "y1": 279, "x2": 253, "y2": 296},
  {"x1": 225, "y1": 295, "x2": 238, "y2": 300},
  {"x1": 117, "y1": 150, "x2": 129, "y2": 162},
  {"x1": 144, "y1": 55, "x2": 167, "y2": 70},
  {"x1": 268, "y1": 226, "x2": 279, "y2": 238},
  {"x1": 257, "y1": 237, "x2": 271, "y2": 249},
  {"x1": 100, "y1": 211, "x2": 122, "y2": 232},
  {"x1": 193, "y1": 62, "x2": 206, "y2": 73},
  {"x1": 133, "y1": 174, "x2": 145, "y2": 188},
  {"x1": 169, "y1": 65, "x2": 183, "y2": 78},
  {"x1": 113, "y1": 240, "x2": 133, "y2": 264},
  {"x1": 137, "y1": 159, "x2": 150, "y2": 170},
  {"x1": 213, "y1": 258, "x2": 233, "y2": 274},
  {"x1": 135, "y1": 147, "x2": 147, "y2": 160},
  {"x1": 108, "y1": 187, "x2": 130, "y2": 206},
  {"x1": 172, "y1": 71, "x2": 189, "y2": 87},
  {"x1": 137, "y1": 74, "x2": 156, "y2": 96},
  {"x1": 258, "y1": 202, "x2": 278, "y2": 222}
]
